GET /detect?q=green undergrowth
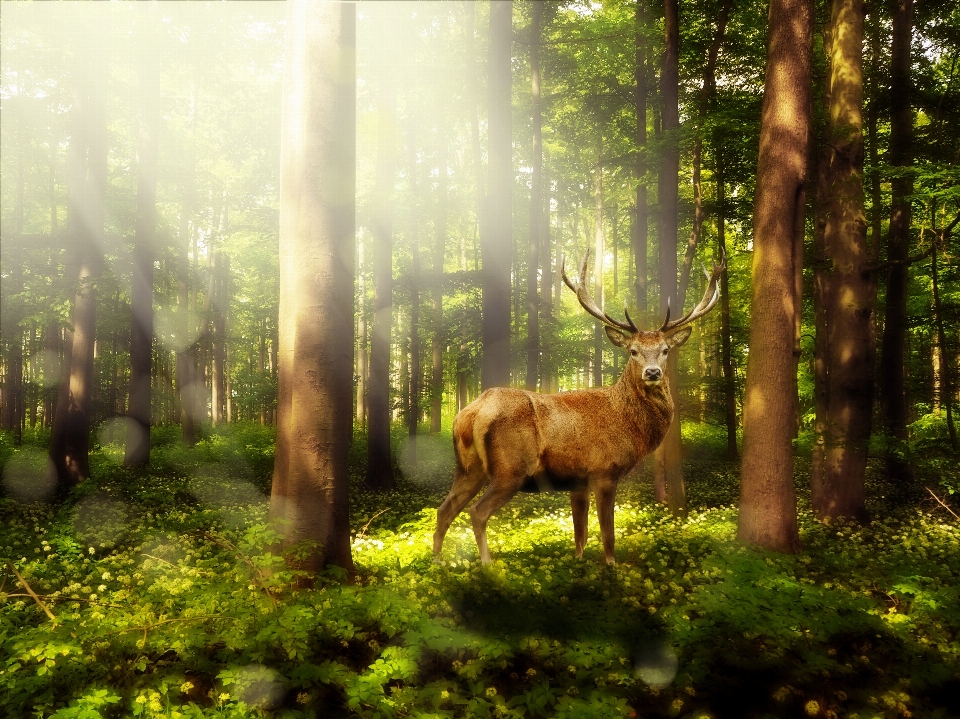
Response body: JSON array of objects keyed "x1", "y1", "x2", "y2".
[{"x1": 1, "y1": 423, "x2": 959, "y2": 718}]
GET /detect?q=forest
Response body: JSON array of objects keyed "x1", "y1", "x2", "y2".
[{"x1": 1, "y1": 0, "x2": 959, "y2": 717}]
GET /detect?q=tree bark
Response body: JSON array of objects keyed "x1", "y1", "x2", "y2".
[
  {"x1": 810, "y1": 0, "x2": 872, "y2": 522},
  {"x1": 365, "y1": 4, "x2": 398, "y2": 491},
  {"x1": 878, "y1": 0, "x2": 913, "y2": 481},
  {"x1": 270, "y1": 0, "x2": 356, "y2": 575},
  {"x1": 126, "y1": 6, "x2": 159, "y2": 466},
  {"x1": 481, "y1": 0, "x2": 513, "y2": 390},
  {"x1": 653, "y1": 0, "x2": 685, "y2": 516},
  {"x1": 526, "y1": 0, "x2": 542, "y2": 393},
  {"x1": 50, "y1": 18, "x2": 108, "y2": 492},
  {"x1": 408, "y1": 121, "x2": 421, "y2": 465},
  {"x1": 738, "y1": 0, "x2": 812, "y2": 553}
]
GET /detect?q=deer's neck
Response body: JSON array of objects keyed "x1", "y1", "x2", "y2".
[{"x1": 614, "y1": 361, "x2": 675, "y2": 455}]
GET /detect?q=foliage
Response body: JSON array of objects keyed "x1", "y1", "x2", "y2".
[{"x1": 2, "y1": 424, "x2": 959, "y2": 718}]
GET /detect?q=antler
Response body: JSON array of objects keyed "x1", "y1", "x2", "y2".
[
  {"x1": 659, "y1": 249, "x2": 726, "y2": 333},
  {"x1": 561, "y1": 249, "x2": 638, "y2": 333}
]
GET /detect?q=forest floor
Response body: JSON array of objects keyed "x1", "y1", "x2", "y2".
[{"x1": 1, "y1": 423, "x2": 958, "y2": 719}]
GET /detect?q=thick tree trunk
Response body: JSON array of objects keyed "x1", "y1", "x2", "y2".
[
  {"x1": 653, "y1": 0, "x2": 685, "y2": 516},
  {"x1": 365, "y1": 5, "x2": 398, "y2": 491},
  {"x1": 878, "y1": 0, "x2": 913, "y2": 481},
  {"x1": 270, "y1": 0, "x2": 355, "y2": 575},
  {"x1": 811, "y1": 0, "x2": 872, "y2": 522},
  {"x1": 481, "y1": 0, "x2": 513, "y2": 390},
  {"x1": 526, "y1": 1, "x2": 542, "y2": 393},
  {"x1": 738, "y1": 0, "x2": 812, "y2": 553},
  {"x1": 50, "y1": 22, "x2": 107, "y2": 492},
  {"x1": 126, "y1": 8, "x2": 160, "y2": 466}
]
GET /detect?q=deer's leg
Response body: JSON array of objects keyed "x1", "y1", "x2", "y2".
[
  {"x1": 433, "y1": 466, "x2": 486, "y2": 559},
  {"x1": 571, "y1": 490, "x2": 590, "y2": 558},
  {"x1": 468, "y1": 483, "x2": 517, "y2": 564},
  {"x1": 594, "y1": 482, "x2": 617, "y2": 565}
]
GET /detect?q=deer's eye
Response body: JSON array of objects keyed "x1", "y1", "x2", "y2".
[
  {"x1": 630, "y1": 349, "x2": 638, "y2": 356},
  {"x1": 662, "y1": 349, "x2": 669, "y2": 356}
]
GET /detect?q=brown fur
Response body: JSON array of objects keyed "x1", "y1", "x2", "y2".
[{"x1": 434, "y1": 328, "x2": 690, "y2": 565}]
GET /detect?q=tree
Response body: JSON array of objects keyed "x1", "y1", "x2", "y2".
[
  {"x1": 481, "y1": 0, "x2": 512, "y2": 390},
  {"x1": 738, "y1": 0, "x2": 812, "y2": 553},
  {"x1": 878, "y1": 0, "x2": 914, "y2": 481},
  {"x1": 653, "y1": 0, "x2": 685, "y2": 516},
  {"x1": 365, "y1": 4, "x2": 399, "y2": 492},
  {"x1": 811, "y1": 0, "x2": 872, "y2": 521},
  {"x1": 49, "y1": 14, "x2": 108, "y2": 492},
  {"x1": 126, "y1": 3, "x2": 160, "y2": 467},
  {"x1": 270, "y1": 0, "x2": 355, "y2": 574},
  {"x1": 633, "y1": 0, "x2": 649, "y2": 318},
  {"x1": 526, "y1": 0, "x2": 543, "y2": 393}
]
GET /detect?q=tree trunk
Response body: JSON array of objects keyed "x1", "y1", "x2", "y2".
[
  {"x1": 481, "y1": 0, "x2": 513, "y2": 390},
  {"x1": 356, "y1": 236, "x2": 367, "y2": 428},
  {"x1": 738, "y1": 0, "x2": 812, "y2": 553},
  {"x1": 932, "y1": 237, "x2": 957, "y2": 447},
  {"x1": 810, "y1": 0, "x2": 872, "y2": 522},
  {"x1": 431, "y1": 133, "x2": 447, "y2": 431},
  {"x1": 365, "y1": 4, "x2": 398, "y2": 491},
  {"x1": 717, "y1": 164, "x2": 738, "y2": 457},
  {"x1": 634, "y1": 0, "x2": 648, "y2": 319},
  {"x1": 270, "y1": 0, "x2": 355, "y2": 576},
  {"x1": 408, "y1": 125, "x2": 421, "y2": 466},
  {"x1": 177, "y1": 82, "x2": 198, "y2": 446},
  {"x1": 878, "y1": 0, "x2": 913, "y2": 481},
  {"x1": 526, "y1": 0, "x2": 542, "y2": 393},
  {"x1": 50, "y1": 20, "x2": 108, "y2": 492},
  {"x1": 593, "y1": 146, "x2": 604, "y2": 389},
  {"x1": 126, "y1": 5, "x2": 160, "y2": 466},
  {"x1": 653, "y1": 0, "x2": 685, "y2": 516}
]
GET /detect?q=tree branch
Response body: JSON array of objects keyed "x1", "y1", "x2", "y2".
[
  {"x1": 6, "y1": 562, "x2": 56, "y2": 621},
  {"x1": 862, "y1": 244, "x2": 933, "y2": 274}
]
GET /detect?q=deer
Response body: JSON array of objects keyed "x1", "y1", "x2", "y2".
[{"x1": 433, "y1": 249, "x2": 725, "y2": 565}]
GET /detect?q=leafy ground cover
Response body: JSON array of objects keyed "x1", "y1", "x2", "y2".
[{"x1": 1, "y1": 423, "x2": 959, "y2": 718}]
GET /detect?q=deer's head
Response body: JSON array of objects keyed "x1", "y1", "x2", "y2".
[{"x1": 562, "y1": 250, "x2": 726, "y2": 387}]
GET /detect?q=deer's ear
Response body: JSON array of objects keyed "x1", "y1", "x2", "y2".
[
  {"x1": 665, "y1": 326, "x2": 693, "y2": 348},
  {"x1": 605, "y1": 326, "x2": 630, "y2": 348}
]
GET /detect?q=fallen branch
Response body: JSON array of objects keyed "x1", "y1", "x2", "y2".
[
  {"x1": 926, "y1": 487, "x2": 960, "y2": 521},
  {"x1": 5, "y1": 562, "x2": 56, "y2": 621},
  {"x1": 356, "y1": 508, "x2": 391, "y2": 540}
]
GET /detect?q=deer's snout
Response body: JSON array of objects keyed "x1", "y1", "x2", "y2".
[{"x1": 643, "y1": 367, "x2": 662, "y2": 383}]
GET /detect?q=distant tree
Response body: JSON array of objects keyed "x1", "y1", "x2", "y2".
[
  {"x1": 49, "y1": 17, "x2": 108, "y2": 492},
  {"x1": 270, "y1": 0, "x2": 355, "y2": 574},
  {"x1": 526, "y1": 0, "x2": 543, "y2": 393},
  {"x1": 126, "y1": 3, "x2": 160, "y2": 467},
  {"x1": 481, "y1": 0, "x2": 513, "y2": 390},
  {"x1": 738, "y1": 0, "x2": 811, "y2": 553},
  {"x1": 633, "y1": 0, "x2": 649, "y2": 319},
  {"x1": 878, "y1": 0, "x2": 914, "y2": 481},
  {"x1": 365, "y1": 5, "x2": 398, "y2": 492}
]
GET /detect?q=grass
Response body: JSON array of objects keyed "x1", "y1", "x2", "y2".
[{"x1": 1, "y1": 422, "x2": 958, "y2": 718}]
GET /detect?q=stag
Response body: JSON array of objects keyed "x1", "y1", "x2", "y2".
[{"x1": 434, "y1": 250, "x2": 725, "y2": 564}]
